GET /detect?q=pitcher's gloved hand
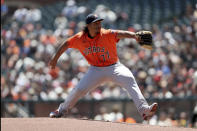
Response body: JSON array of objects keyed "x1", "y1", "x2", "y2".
[{"x1": 135, "y1": 31, "x2": 153, "y2": 50}]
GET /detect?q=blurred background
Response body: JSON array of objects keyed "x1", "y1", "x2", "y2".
[{"x1": 1, "y1": 0, "x2": 197, "y2": 128}]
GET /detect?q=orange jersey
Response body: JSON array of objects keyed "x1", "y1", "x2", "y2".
[{"x1": 67, "y1": 28, "x2": 120, "y2": 66}]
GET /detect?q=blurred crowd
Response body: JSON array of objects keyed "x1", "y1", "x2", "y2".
[
  {"x1": 1, "y1": 0, "x2": 197, "y2": 127},
  {"x1": 93, "y1": 104, "x2": 197, "y2": 128},
  {"x1": 1, "y1": 0, "x2": 197, "y2": 101}
]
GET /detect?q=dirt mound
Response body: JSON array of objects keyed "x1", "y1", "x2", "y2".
[{"x1": 1, "y1": 118, "x2": 195, "y2": 131}]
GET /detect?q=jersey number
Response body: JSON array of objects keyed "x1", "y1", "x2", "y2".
[{"x1": 100, "y1": 51, "x2": 110, "y2": 62}]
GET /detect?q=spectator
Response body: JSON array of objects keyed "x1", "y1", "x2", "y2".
[
  {"x1": 25, "y1": 6, "x2": 41, "y2": 22},
  {"x1": 62, "y1": 0, "x2": 78, "y2": 19},
  {"x1": 94, "y1": 106, "x2": 110, "y2": 121},
  {"x1": 13, "y1": 6, "x2": 28, "y2": 22},
  {"x1": 54, "y1": 14, "x2": 68, "y2": 29},
  {"x1": 157, "y1": 111, "x2": 172, "y2": 126},
  {"x1": 178, "y1": 112, "x2": 188, "y2": 127},
  {"x1": 108, "y1": 104, "x2": 123, "y2": 122}
]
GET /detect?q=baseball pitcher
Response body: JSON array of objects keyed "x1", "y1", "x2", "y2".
[{"x1": 49, "y1": 14, "x2": 158, "y2": 120}]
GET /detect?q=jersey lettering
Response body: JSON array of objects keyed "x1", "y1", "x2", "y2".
[{"x1": 83, "y1": 46, "x2": 106, "y2": 56}]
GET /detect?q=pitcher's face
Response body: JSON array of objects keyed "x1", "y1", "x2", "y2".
[{"x1": 88, "y1": 21, "x2": 102, "y2": 34}]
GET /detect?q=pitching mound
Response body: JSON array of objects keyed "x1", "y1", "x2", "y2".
[{"x1": 1, "y1": 118, "x2": 195, "y2": 131}]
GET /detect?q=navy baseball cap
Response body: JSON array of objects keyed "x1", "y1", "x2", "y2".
[{"x1": 85, "y1": 14, "x2": 104, "y2": 24}]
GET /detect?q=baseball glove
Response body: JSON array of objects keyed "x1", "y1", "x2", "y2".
[{"x1": 135, "y1": 31, "x2": 153, "y2": 50}]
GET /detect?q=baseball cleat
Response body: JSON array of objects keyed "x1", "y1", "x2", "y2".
[
  {"x1": 142, "y1": 103, "x2": 158, "y2": 120},
  {"x1": 49, "y1": 109, "x2": 63, "y2": 118}
]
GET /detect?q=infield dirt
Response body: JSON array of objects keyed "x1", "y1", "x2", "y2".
[{"x1": 1, "y1": 118, "x2": 195, "y2": 131}]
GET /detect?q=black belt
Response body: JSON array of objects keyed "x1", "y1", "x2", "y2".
[
  {"x1": 93, "y1": 62, "x2": 117, "y2": 67},
  {"x1": 108, "y1": 62, "x2": 117, "y2": 66}
]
